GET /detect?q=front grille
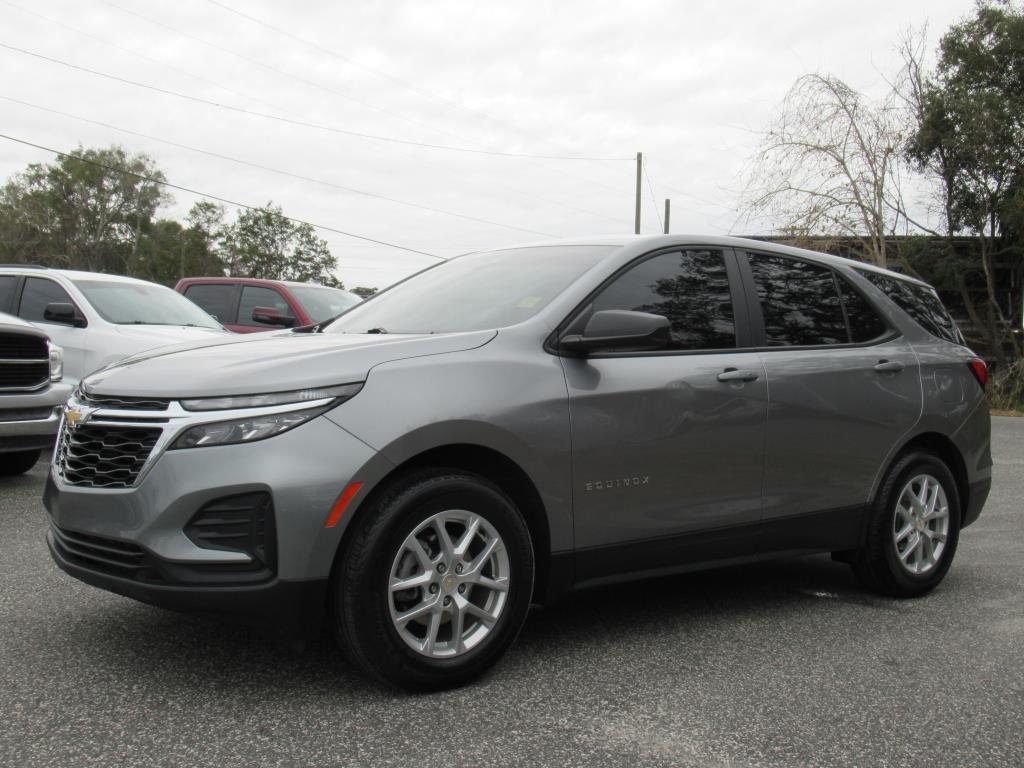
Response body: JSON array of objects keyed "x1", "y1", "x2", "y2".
[
  {"x1": 0, "y1": 332, "x2": 48, "y2": 359},
  {"x1": 185, "y1": 492, "x2": 277, "y2": 572},
  {"x1": 56, "y1": 422, "x2": 161, "y2": 488},
  {"x1": 79, "y1": 392, "x2": 170, "y2": 411},
  {"x1": 0, "y1": 406, "x2": 54, "y2": 422},
  {"x1": 0, "y1": 332, "x2": 49, "y2": 391},
  {"x1": 50, "y1": 525, "x2": 162, "y2": 582}
]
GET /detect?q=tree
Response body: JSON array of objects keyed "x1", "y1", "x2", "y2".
[
  {"x1": 741, "y1": 74, "x2": 911, "y2": 268},
  {"x1": 0, "y1": 145, "x2": 169, "y2": 274},
  {"x1": 905, "y1": 1, "x2": 1024, "y2": 363},
  {"x1": 350, "y1": 286, "x2": 378, "y2": 298},
  {"x1": 221, "y1": 202, "x2": 338, "y2": 284}
]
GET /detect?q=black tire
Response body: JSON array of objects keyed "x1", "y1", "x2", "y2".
[
  {"x1": 330, "y1": 469, "x2": 534, "y2": 691},
  {"x1": 852, "y1": 451, "x2": 961, "y2": 598},
  {"x1": 0, "y1": 449, "x2": 41, "y2": 477}
]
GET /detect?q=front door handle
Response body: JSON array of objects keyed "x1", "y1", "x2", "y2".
[
  {"x1": 874, "y1": 360, "x2": 905, "y2": 373},
  {"x1": 717, "y1": 368, "x2": 759, "y2": 383}
]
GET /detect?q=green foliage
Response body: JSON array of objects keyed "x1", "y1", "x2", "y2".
[
  {"x1": 351, "y1": 286, "x2": 378, "y2": 298},
  {"x1": 221, "y1": 202, "x2": 338, "y2": 285}
]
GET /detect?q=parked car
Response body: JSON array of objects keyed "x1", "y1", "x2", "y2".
[
  {"x1": 175, "y1": 277, "x2": 361, "y2": 333},
  {"x1": 0, "y1": 266, "x2": 229, "y2": 384},
  {"x1": 0, "y1": 312, "x2": 71, "y2": 476},
  {"x1": 44, "y1": 236, "x2": 991, "y2": 690}
]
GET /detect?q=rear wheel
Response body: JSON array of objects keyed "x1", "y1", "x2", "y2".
[
  {"x1": 0, "y1": 449, "x2": 41, "y2": 477},
  {"x1": 331, "y1": 470, "x2": 534, "y2": 690},
  {"x1": 853, "y1": 452, "x2": 961, "y2": 597}
]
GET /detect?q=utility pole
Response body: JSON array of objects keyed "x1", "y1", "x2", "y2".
[
  {"x1": 634, "y1": 151, "x2": 642, "y2": 234},
  {"x1": 664, "y1": 199, "x2": 671, "y2": 234}
]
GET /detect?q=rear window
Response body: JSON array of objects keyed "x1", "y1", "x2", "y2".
[{"x1": 858, "y1": 271, "x2": 962, "y2": 344}]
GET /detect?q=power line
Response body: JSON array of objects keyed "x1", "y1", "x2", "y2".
[
  {"x1": 0, "y1": 133, "x2": 445, "y2": 260},
  {"x1": 1, "y1": 95, "x2": 555, "y2": 237},
  {"x1": 1, "y1": 41, "x2": 632, "y2": 160},
  {"x1": 1, "y1": 4, "x2": 630, "y2": 229}
]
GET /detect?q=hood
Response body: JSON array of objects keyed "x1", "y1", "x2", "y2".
[
  {"x1": 82, "y1": 330, "x2": 497, "y2": 398},
  {"x1": 114, "y1": 324, "x2": 229, "y2": 343},
  {"x1": 0, "y1": 311, "x2": 48, "y2": 338}
]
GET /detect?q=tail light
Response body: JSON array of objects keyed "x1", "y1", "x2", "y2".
[{"x1": 967, "y1": 358, "x2": 988, "y2": 390}]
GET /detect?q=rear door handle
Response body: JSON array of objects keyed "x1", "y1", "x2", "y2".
[
  {"x1": 717, "y1": 368, "x2": 759, "y2": 383},
  {"x1": 874, "y1": 360, "x2": 905, "y2": 373}
]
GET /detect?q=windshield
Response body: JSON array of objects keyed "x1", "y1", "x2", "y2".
[
  {"x1": 289, "y1": 285, "x2": 361, "y2": 323},
  {"x1": 326, "y1": 245, "x2": 617, "y2": 334},
  {"x1": 73, "y1": 279, "x2": 222, "y2": 328}
]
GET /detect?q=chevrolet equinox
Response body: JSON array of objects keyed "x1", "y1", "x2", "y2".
[{"x1": 44, "y1": 235, "x2": 992, "y2": 690}]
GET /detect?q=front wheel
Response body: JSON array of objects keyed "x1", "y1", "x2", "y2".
[
  {"x1": 330, "y1": 470, "x2": 534, "y2": 690},
  {"x1": 0, "y1": 449, "x2": 41, "y2": 477},
  {"x1": 852, "y1": 451, "x2": 961, "y2": 598}
]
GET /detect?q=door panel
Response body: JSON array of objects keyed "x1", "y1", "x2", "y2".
[
  {"x1": 567, "y1": 353, "x2": 768, "y2": 549},
  {"x1": 758, "y1": 340, "x2": 921, "y2": 517}
]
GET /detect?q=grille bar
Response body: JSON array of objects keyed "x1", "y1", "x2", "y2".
[
  {"x1": 79, "y1": 392, "x2": 170, "y2": 411},
  {"x1": 51, "y1": 526, "x2": 152, "y2": 578}
]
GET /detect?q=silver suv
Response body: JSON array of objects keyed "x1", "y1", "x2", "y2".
[{"x1": 43, "y1": 236, "x2": 991, "y2": 690}]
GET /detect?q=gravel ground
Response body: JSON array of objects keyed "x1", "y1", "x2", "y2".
[{"x1": 1, "y1": 417, "x2": 1022, "y2": 767}]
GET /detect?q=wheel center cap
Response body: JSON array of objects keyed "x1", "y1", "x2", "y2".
[
  {"x1": 915, "y1": 518, "x2": 926, "y2": 531},
  {"x1": 442, "y1": 573, "x2": 458, "y2": 592}
]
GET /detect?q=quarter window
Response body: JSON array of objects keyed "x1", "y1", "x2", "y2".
[
  {"x1": 590, "y1": 249, "x2": 736, "y2": 350},
  {"x1": 18, "y1": 277, "x2": 76, "y2": 323},
  {"x1": 747, "y1": 253, "x2": 847, "y2": 346},
  {"x1": 858, "y1": 271, "x2": 961, "y2": 344},
  {"x1": 183, "y1": 284, "x2": 236, "y2": 324}
]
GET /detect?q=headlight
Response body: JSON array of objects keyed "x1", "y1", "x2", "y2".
[
  {"x1": 172, "y1": 408, "x2": 325, "y2": 449},
  {"x1": 48, "y1": 343, "x2": 63, "y2": 382},
  {"x1": 180, "y1": 383, "x2": 361, "y2": 412}
]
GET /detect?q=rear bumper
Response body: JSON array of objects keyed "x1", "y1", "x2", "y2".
[
  {"x1": 962, "y1": 477, "x2": 991, "y2": 529},
  {"x1": 47, "y1": 528, "x2": 328, "y2": 639}
]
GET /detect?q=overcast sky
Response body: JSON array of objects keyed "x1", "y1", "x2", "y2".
[{"x1": 1, "y1": 0, "x2": 974, "y2": 289}]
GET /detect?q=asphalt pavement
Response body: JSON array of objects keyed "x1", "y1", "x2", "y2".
[{"x1": 2, "y1": 418, "x2": 1022, "y2": 767}]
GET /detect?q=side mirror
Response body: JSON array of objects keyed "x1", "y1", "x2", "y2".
[
  {"x1": 43, "y1": 302, "x2": 86, "y2": 328},
  {"x1": 251, "y1": 306, "x2": 296, "y2": 327},
  {"x1": 559, "y1": 310, "x2": 670, "y2": 356}
]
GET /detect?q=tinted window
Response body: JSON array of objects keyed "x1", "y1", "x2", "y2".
[
  {"x1": 837, "y1": 276, "x2": 888, "y2": 343},
  {"x1": 748, "y1": 253, "x2": 846, "y2": 346},
  {"x1": 18, "y1": 277, "x2": 75, "y2": 323},
  {"x1": 184, "y1": 284, "x2": 236, "y2": 324},
  {"x1": 590, "y1": 249, "x2": 736, "y2": 350},
  {"x1": 858, "y1": 271, "x2": 961, "y2": 344},
  {"x1": 327, "y1": 245, "x2": 617, "y2": 334},
  {"x1": 238, "y1": 286, "x2": 293, "y2": 327},
  {"x1": 0, "y1": 275, "x2": 17, "y2": 313}
]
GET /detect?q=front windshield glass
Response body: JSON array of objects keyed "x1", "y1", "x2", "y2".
[
  {"x1": 73, "y1": 279, "x2": 222, "y2": 328},
  {"x1": 326, "y1": 245, "x2": 617, "y2": 334},
  {"x1": 289, "y1": 285, "x2": 361, "y2": 323}
]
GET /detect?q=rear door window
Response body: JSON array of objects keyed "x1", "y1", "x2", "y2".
[
  {"x1": 183, "y1": 284, "x2": 237, "y2": 324},
  {"x1": 747, "y1": 253, "x2": 847, "y2": 346},
  {"x1": 589, "y1": 249, "x2": 737, "y2": 350},
  {"x1": 858, "y1": 270, "x2": 962, "y2": 343},
  {"x1": 837, "y1": 276, "x2": 888, "y2": 343},
  {"x1": 18, "y1": 277, "x2": 76, "y2": 323},
  {"x1": 237, "y1": 286, "x2": 294, "y2": 327}
]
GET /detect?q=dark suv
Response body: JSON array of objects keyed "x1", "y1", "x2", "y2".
[
  {"x1": 46, "y1": 236, "x2": 990, "y2": 690},
  {"x1": 176, "y1": 277, "x2": 361, "y2": 332}
]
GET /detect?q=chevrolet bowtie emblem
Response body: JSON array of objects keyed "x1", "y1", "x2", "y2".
[{"x1": 65, "y1": 405, "x2": 95, "y2": 429}]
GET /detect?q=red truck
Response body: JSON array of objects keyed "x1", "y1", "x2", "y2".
[{"x1": 175, "y1": 277, "x2": 361, "y2": 333}]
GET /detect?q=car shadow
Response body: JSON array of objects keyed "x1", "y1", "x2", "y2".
[{"x1": 52, "y1": 553, "x2": 889, "y2": 698}]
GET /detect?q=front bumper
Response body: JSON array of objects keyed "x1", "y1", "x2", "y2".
[
  {"x1": 45, "y1": 413, "x2": 391, "y2": 633},
  {"x1": 0, "y1": 381, "x2": 72, "y2": 452},
  {"x1": 48, "y1": 530, "x2": 327, "y2": 639}
]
